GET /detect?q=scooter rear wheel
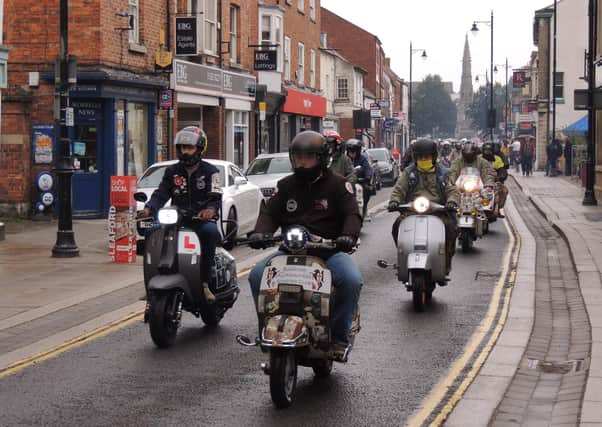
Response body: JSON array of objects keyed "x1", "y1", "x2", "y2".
[
  {"x1": 149, "y1": 292, "x2": 179, "y2": 348},
  {"x1": 269, "y1": 349, "x2": 297, "y2": 408}
]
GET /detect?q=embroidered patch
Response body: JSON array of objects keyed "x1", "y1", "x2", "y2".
[
  {"x1": 286, "y1": 199, "x2": 298, "y2": 212},
  {"x1": 345, "y1": 182, "x2": 355, "y2": 194},
  {"x1": 196, "y1": 176, "x2": 206, "y2": 190},
  {"x1": 173, "y1": 174, "x2": 187, "y2": 195}
]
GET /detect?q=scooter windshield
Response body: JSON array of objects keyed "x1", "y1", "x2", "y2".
[{"x1": 456, "y1": 167, "x2": 484, "y2": 193}]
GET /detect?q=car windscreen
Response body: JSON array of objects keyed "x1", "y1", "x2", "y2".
[
  {"x1": 138, "y1": 164, "x2": 226, "y2": 188},
  {"x1": 367, "y1": 149, "x2": 389, "y2": 162},
  {"x1": 246, "y1": 156, "x2": 292, "y2": 175}
]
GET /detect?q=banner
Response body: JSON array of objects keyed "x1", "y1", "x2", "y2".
[
  {"x1": 32, "y1": 125, "x2": 54, "y2": 164},
  {"x1": 108, "y1": 176, "x2": 137, "y2": 263}
]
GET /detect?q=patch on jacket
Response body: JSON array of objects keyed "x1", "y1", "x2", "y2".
[
  {"x1": 196, "y1": 176, "x2": 206, "y2": 190},
  {"x1": 286, "y1": 199, "x2": 298, "y2": 212},
  {"x1": 345, "y1": 182, "x2": 355, "y2": 194},
  {"x1": 173, "y1": 174, "x2": 188, "y2": 195}
]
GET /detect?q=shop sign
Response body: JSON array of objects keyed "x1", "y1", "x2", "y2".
[
  {"x1": 173, "y1": 59, "x2": 256, "y2": 101},
  {"x1": 281, "y1": 87, "x2": 327, "y2": 117},
  {"x1": 370, "y1": 102, "x2": 381, "y2": 118},
  {"x1": 73, "y1": 101, "x2": 102, "y2": 123},
  {"x1": 108, "y1": 176, "x2": 137, "y2": 264},
  {"x1": 32, "y1": 124, "x2": 54, "y2": 164},
  {"x1": 254, "y1": 50, "x2": 278, "y2": 71},
  {"x1": 159, "y1": 89, "x2": 174, "y2": 110},
  {"x1": 175, "y1": 17, "x2": 198, "y2": 56},
  {"x1": 383, "y1": 118, "x2": 400, "y2": 129},
  {"x1": 155, "y1": 49, "x2": 173, "y2": 73},
  {"x1": 513, "y1": 71, "x2": 527, "y2": 88}
]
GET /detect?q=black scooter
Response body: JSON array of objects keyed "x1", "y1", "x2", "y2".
[{"x1": 135, "y1": 193, "x2": 239, "y2": 348}]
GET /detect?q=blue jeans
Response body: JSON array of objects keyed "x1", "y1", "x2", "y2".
[
  {"x1": 193, "y1": 221, "x2": 219, "y2": 282},
  {"x1": 249, "y1": 251, "x2": 363, "y2": 346}
]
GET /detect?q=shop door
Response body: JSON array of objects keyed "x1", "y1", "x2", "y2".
[{"x1": 72, "y1": 105, "x2": 104, "y2": 218}]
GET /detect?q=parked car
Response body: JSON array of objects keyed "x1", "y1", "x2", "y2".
[
  {"x1": 245, "y1": 153, "x2": 293, "y2": 202},
  {"x1": 366, "y1": 148, "x2": 399, "y2": 186},
  {"x1": 136, "y1": 159, "x2": 263, "y2": 250},
  {"x1": 362, "y1": 150, "x2": 382, "y2": 193}
]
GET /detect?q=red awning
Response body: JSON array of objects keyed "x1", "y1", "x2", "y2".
[{"x1": 281, "y1": 87, "x2": 326, "y2": 118}]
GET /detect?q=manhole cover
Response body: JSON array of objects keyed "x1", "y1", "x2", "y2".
[
  {"x1": 527, "y1": 359, "x2": 585, "y2": 373},
  {"x1": 585, "y1": 213, "x2": 602, "y2": 222}
]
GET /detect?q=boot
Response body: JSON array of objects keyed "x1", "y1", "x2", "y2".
[{"x1": 202, "y1": 282, "x2": 216, "y2": 303}]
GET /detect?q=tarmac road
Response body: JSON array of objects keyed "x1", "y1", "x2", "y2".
[{"x1": 0, "y1": 203, "x2": 509, "y2": 426}]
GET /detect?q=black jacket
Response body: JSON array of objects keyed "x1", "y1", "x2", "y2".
[
  {"x1": 254, "y1": 169, "x2": 362, "y2": 256},
  {"x1": 146, "y1": 160, "x2": 222, "y2": 215}
]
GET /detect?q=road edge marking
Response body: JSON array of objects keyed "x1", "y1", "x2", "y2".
[
  {"x1": 406, "y1": 214, "x2": 520, "y2": 427},
  {"x1": 0, "y1": 268, "x2": 254, "y2": 379}
]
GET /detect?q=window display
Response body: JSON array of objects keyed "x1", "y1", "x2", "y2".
[{"x1": 127, "y1": 102, "x2": 148, "y2": 177}]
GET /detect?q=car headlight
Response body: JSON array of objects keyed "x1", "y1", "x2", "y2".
[
  {"x1": 413, "y1": 197, "x2": 430, "y2": 214},
  {"x1": 157, "y1": 208, "x2": 178, "y2": 225},
  {"x1": 463, "y1": 180, "x2": 478, "y2": 192},
  {"x1": 261, "y1": 187, "x2": 275, "y2": 197},
  {"x1": 283, "y1": 226, "x2": 308, "y2": 251}
]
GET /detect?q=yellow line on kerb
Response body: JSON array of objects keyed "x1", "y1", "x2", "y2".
[
  {"x1": 0, "y1": 268, "x2": 253, "y2": 380},
  {"x1": 406, "y1": 216, "x2": 520, "y2": 427}
]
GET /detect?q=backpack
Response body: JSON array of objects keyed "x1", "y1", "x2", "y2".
[{"x1": 405, "y1": 163, "x2": 448, "y2": 204}]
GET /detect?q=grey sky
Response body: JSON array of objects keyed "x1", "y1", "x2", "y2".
[{"x1": 321, "y1": 0, "x2": 553, "y2": 92}]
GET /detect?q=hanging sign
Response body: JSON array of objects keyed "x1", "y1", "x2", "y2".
[
  {"x1": 155, "y1": 49, "x2": 173, "y2": 72},
  {"x1": 513, "y1": 71, "x2": 527, "y2": 88},
  {"x1": 175, "y1": 17, "x2": 198, "y2": 56},
  {"x1": 254, "y1": 50, "x2": 278, "y2": 71}
]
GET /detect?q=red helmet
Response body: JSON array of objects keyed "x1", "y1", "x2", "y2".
[{"x1": 323, "y1": 130, "x2": 343, "y2": 145}]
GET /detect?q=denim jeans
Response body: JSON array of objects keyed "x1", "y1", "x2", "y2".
[
  {"x1": 248, "y1": 251, "x2": 363, "y2": 346},
  {"x1": 194, "y1": 221, "x2": 219, "y2": 282}
]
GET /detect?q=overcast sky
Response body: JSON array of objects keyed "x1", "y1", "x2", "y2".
[{"x1": 321, "y1": 0, "x2": 553, "y2": 92}]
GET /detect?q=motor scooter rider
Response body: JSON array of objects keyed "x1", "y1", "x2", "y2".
[
  {"x1": 346, "y1": 138, "x2": 372, "y2": 218},
  {"x1": 449, "y1": 139, "x2": 464, "y2": 163},
  {"x1": 137, "y1": 126, "x2": 222, "y2": 303},
  {"x1": 481, "y1": 142, "x2": 509, "y2": 219},
  {"x1": 247, "y1": 131, "x2": 363, "y2": 358},
  {"x1": 324, "y1": 130, "x2": 357, "y2": 184},
  {"x1": 449, "y1": 141, "x2": 495, "y2": 189},
  {"x1": 387, "y1": 138, "x2": 459, "y2": 278}
]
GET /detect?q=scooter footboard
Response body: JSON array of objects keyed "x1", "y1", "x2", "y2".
[{"x1": 261, "y1": 315, "x2": 309, "y2": 348}]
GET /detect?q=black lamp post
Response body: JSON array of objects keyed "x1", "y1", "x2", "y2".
[
  {"x1": 471, "y1": 10, "x2": 494, "y2": 142},
  {"x1": 408, "y1": 41, "x2": 427, "y2": 140},
  {"x1": 495, "y1": 58, "x2": 510, "y2": 140},
  {"x1": 583, "y1": 0, "x2": 597, "y2": 205},
  {"x1": 52, "y1": 0, "x2": 79, "y2": 257}
]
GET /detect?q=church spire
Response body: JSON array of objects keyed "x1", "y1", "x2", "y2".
[{"x1": 457, "y1": 34, "x2": 474, "y2": 138}]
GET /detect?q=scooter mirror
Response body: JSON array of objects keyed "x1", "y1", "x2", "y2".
[
  {"x1": 236, "y1": 334, "x2": 257, "y2": 347},
  {"x1": 377, "y1": 260, "x2": 389, "y2": 269},
  {"x1": 134, "y1": 192, "x2": 148, "y2": 203}
]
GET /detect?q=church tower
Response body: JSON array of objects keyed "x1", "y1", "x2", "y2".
[{"x1": 456, "y1": 35, "x2": 474, "y2": 138}]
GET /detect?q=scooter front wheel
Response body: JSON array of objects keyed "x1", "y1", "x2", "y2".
[
  {"x1": 411, "y1": 272, "x2": 429, "y2": 312},
  {"x1": 149, "y1": 292, "x2": 180, "y2": 348},
  {"x1": 269, "y1": 349, "x2": 297, "y2": 408},
  {"x1": 311, "y1": 358, "x2": 333, "y2": 378},
  {"x1": 460, "y1": 231, "x2": 472, "y2": 253}
]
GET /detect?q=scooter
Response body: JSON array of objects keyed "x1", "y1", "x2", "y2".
[
  {"x1": 378, "y1": 197, "x2": 453, "y2": 312},
  {"x1": 237, "y1": 226, "x2": 360, "y2": 408},
  {"x1": 135, "y1": 193, "x2": 239, "y2": 348},
  {"x1": 455, "y1": 168, "x2": 489, "y2": 252}
]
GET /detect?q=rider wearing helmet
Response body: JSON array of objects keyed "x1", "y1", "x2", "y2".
[
  {"x1": 346, "y1": 138, "x2": 373, "y2": 218},
  {"x1": 449, "y1": 141, "x2": 495, "y2": 188},
  {"x1": 139, "y1": 126, "x2": 222, "y2": 302},
  {"x1": 388, "y1": 138, "x2": 459, "y2": 278},
  {"x1": 324, "y1": 130, "x2": 357, "y2": 183},
  {"x1": 481, "y1": 142, "x2": 509, "y2": 218},
  {"x1": 248, "y1": 130, "x2": 362, "y2": 358},
  {"x1": 449, "y1": 140, "x2": 463, "y2": 163}
]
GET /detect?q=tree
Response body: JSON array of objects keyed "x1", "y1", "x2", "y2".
[
  {"x1": 467, "y1": 82, "x2": 508, "y2": 137},
  {"x1": 411, "y1": 74, "x2": 457, "y2": 137}
]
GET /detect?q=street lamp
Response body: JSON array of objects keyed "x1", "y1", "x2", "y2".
[
  {"x1": 471, "y1": 10, "x2": 494, "y2": 142},
  {"x1": 408, "y1": 41, "x2": 427, "y2": 140},
  {"x1": 583, "y1": 0, "x2": 597, "y2": 205},
  {"x1": 495, "y1": 58, "x2": 511, "y2": 139}
]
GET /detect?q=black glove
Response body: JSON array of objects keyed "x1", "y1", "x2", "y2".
[
  {"x1": 387, "y1": 201, "x2": 400, "y2": 212},
  {"x1": 249, "y1": 232, "x2": 269, "y2": 250},
  {"x1": 445, "y1": 201, "x2": 458, "y2": 211},
  {"x1": 336, "y1": 235, "x2": 356, "y2": 252}
]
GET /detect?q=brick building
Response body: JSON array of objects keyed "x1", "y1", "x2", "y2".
[
  {"x1": 1, "y1": 0, "x2": 169, "y2": 217},
  {"x1": 255, "y1": 0, "x2": 326, "y2": 154},
  {"x1": 320, "y1": 7, "x2": 387, "y2": 147}
]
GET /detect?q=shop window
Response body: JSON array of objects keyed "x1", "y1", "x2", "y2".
[
  {"x1": 259, "y1": 11, "x2": 283, "y2": 72},
  {"x1": 73, "y1": 125, "x2": 98, "y2": 173},
  {"x1": 128, "y1": 0, "x2": 139, "y2": 44},
  {"x1": 284, "y1": 37, "x2": 291, "y2": 81},
  {"x1": 233, "y1": 111, "x2": 248, "y2": 168},
  {"x1": 310, "y1": 49, "x2": 316, "y2": 88},
  {"x1": 229, "y1": 5, "x2": 239, "y2": 64},
  {"x1": 127, "y1": 103, "x2": 148, "y2": 177},
  {"x1": 298, "y1": 42, "x2": 305, "y2": 85},
  {"x1": 337, "y1": 78, "x2": 349, "y2": 100}
]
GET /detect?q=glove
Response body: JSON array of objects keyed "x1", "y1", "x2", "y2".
[
  {"x1": 249, "y1": 232, "x2": 269, "y2": 250},
  {"x1": 387, "y1": 201, "x2": 400, "y2": 212},
  {"x1": 137, "y1": 207, "x2": 151, "y2": 220},
  {"x1": 336, "y1": 235, "x2": 356, "y2": 252},
  {"x1": 445, "y1": 201, "x2": 458, "y2": 210}
]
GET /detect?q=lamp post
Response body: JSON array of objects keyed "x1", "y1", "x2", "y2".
[
  {"x1": 408, "y1": 41, "x2": 427, "y2": 140},
  {"x1": 583, "y1": 0, "x2": 597, "y2": 205},
  {"x1": 495, "y1": 58, "x2": 510, "y2": 140},
  {"x1": 471, "y1": 10, "x2": 494, "y2": 142},
  {"x1": 52, "y1": 0, "x2": 79, "y2": 257}
]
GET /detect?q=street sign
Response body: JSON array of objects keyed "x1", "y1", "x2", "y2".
[
  {"x1": 175, "y1": 17, "x2": 197, "y2": 56},
  {"x1": 378, "y1": 99, "x2": 390, "y2": 108},
  {"x1": 254, "y1": 50, "x2": 278, "y2": 71},
  {"x1": 383, "y1": 118, "x2": 400, "y2": 129},
  {"x1": 370, "y1": 103, "x2": 381, "y2": 118}
]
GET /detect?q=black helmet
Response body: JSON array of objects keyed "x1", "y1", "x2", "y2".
[
  {"x1": 175, "y1": 126, "x2": 208, "y2": 167},
  {"x1": 289, "y1": 130, "x2": 328, "y2": 182},
  {"x1": 462, "y1": 142, "x2": 478, "y2": 163},
  {"x1": 346, "y1": 138, "x2": 363, "y2": 153},
  {"x1": 412, "y1": 138, "x2": 438, "y2": 163},
  {"x1": 481, "y1": 142, "x2": 494, "y2": 161}
]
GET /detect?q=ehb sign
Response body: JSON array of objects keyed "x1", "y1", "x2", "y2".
[{"x1": 108, "y1": 176, "x2": 137, "y2": 263}]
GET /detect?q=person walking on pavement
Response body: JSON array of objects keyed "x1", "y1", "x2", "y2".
[
  {"x1": 547, "y1": 139, "x2": 563, "y2": 177},
  {"x1": 347, "y1": 139, "x2": 373, "y2": 219},
  {"x1": 564, "y1": 138, "x2": 573, "y2": 176},
  {"x1": 511, "y1": 138, "x2": 521, "y2": 173},
  {"x1": 520, "y1": 136, "x2": 536, "y2": 176}
]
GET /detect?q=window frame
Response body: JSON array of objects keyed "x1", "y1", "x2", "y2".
[
  {"x1": 128, "y1": 0, "x2": 140, "y2": 44},
  {"x1": 297, "y1": 42, "x2": 305, "y2": 85},
  {"x1": 229, "y1": 5, "x2": 239, "y2": 64},
  {"x1": 309, "y1": 49, "x2": 316, "y2": 88},
  {"x1": 309, "y1": 0, "x2": 316, "y2": 20},
  {"x1": 258, "y1": 11, "x2": 284, "y2": 72},
  {"x1": 298, "y1": 0, "x2": 304, "y2": 13},
  {"x1": 553, "y1": 71, "x2": 564, "y2": 100},
  {"x1": 337, "y1": 77, "x2": 349, "y2": 100},
  {"x1": 203, "y1": 0, "x2": 218, "y2": 55},
  {"x1": 284, "y1": 36, "x2": 291, "y2": 81}
]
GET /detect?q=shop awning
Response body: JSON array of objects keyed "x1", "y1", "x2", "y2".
[
  {"x1": 281, "y1": 87, "x2": 326, "y2": 118},
  {"x1": 564, "y1": 115, "x2": 588, "y2": 134}
]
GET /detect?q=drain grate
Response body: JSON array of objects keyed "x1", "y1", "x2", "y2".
[{"x1": 527, "y1": 358, "x2": 585, "y2": 374}]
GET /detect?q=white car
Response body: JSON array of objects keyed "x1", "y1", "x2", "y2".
[{"x1": 136, "y1": 159, "x2": 263, "y2": 249}]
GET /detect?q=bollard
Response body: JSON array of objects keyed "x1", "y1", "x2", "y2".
[{"x1": 0, "y1": 222, "x2": 4, "y2": 241}]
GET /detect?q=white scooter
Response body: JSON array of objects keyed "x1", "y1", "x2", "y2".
[{"x1": 379, "y1": 197, "x2": 453, "y2": 312}]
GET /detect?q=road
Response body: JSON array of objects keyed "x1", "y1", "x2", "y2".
[{"x1": 0, "y1": 188, "x2": 510, "y2": 426}]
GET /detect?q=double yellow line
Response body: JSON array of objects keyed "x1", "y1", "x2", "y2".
[
  {"x1": 0, "y1": 267, "x2": 252, "y2": 380},
  {"x1": 406, "y1": 215, "x2": 521, "y2": 426}
]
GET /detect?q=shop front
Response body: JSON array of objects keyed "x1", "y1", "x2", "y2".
[
  {"x1": 172, "y1": 60, "x2": 256, "y2": 167},
  {"x1": 280, "y1": 87, "x2": 326, "y2": 150},
  {"x1": 67, "y1": 75, "x2": 166, "y2": 218}
]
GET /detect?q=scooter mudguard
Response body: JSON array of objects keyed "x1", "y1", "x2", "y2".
[
  {"x1": 397, "y1": 215, "x2": 446, "y2": 283},
  {"x1": 148, "y1": 274, "x2": 192, "y2": 301},
  {"x1": 261, "y1": 315, "x2": 309, "y2": 348}
]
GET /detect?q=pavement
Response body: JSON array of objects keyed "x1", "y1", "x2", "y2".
[{"x1": 446, "y1": 171, "x2": 602, "y2": 426}]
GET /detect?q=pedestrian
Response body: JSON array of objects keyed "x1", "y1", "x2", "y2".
[
  {"x1": 521, "y1": 137, "x2": 535, "y2": 176},
  {"x1": 547, "y1": 139, "x2": 562, "y2": 177},
  {"x1": 511, "y1": 138, "x2": 521, "y2": 172},
  {"x1": 564, "y1": 138, "x2": 573, "y2": 176}
]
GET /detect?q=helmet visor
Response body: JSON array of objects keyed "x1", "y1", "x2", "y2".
[{"x1": 174, "y1": 130, "x2": 200, "y2": 147}]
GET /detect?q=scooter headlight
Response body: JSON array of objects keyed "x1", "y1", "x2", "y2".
[
  {"x1": 158, "y1": 208, "x2": 179, "y2": 225},
  {"x1": 413, "y1": 197, "x2": 430, "y2": 214},
  {"x1": 283, "y1": 226, "x2": 308, "y2": 251},
  {"x1": 463, "y1": 179, "x2": 477, "y2": 192}
]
